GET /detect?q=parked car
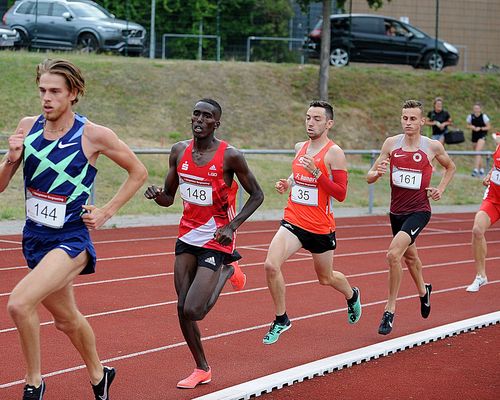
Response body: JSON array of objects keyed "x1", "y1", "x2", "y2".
[
  {"x1": 2, "y1": 0, "x2": 146, "y2": 55},
  {"x1": 305, "y1": 14, "x2": 459, "y2": 71},
  {"x1": 0, "y1": 24, "x2": 20, "y2": 48}
]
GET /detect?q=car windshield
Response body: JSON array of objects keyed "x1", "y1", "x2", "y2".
[
  {"x1": 68, "y1": 3, "x2": 111, "y2": 18},
  {"x1": 403, "y1": 24, "x2": 426, "y2": 39}
]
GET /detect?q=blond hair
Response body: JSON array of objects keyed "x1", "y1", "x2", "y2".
[{"x1": 36, "y1": 59, "x2": 86, "y2": 104}]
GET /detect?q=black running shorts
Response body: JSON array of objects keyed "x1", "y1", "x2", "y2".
[
  {"x1": 389, "y1": 211, "x2": 431, "y2": 245},
  {"x1": 280, "y1": 220, "x2": 336, "y2": 254},
  {"x1": 175, "y1": 239, "x2": 241, "y2": 271}
]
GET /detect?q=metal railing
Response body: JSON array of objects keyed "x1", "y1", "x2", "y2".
[
  {"x1": 246, "y1": 36, "x2": 305, "y2": 63},
  {"x1": 1, "y1": 148, "x2": 493, "y2": 214},
  {"x1": 161, "y1": 33, "x2": 221, "y2": 61}
]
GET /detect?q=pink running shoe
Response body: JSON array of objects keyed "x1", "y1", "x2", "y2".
[
  {"x1": 177, "y1": 367, "x2": 212, "y2": 389},
  {"x1": 229, "y1": 262, "x2": 246, "y2": 291}
]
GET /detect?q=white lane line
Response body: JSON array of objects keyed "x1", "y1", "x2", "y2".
[{"x1": 1, "y1": 281, "x2": 498, "y2": 389}]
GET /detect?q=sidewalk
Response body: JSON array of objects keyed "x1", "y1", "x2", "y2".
[{"x1": 0, "y1": 204, "x2": 479, "y2": 235}]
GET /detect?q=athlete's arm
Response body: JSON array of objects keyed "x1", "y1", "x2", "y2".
[
  {"x1": 366, "y1": 137, "x2": 393, "y2": 184},
  {"x1": 0, "y1": 117, "x2": 34, "y2": 193},
  {"x1": 426, "y1": 140, "x2": 456, "y2": 201},
  {"x1": 308, "y1": 145, "x2": 348, "y2": 202},
  {"x1": 81, "y1": 123, "x2": 148, "y2": 229},
  {"x1": 216, "y1": 148, "x2": 264, "y2": 244},
  {"x1": 275, "y1": 141, "x2": 304, "y2": 194}
]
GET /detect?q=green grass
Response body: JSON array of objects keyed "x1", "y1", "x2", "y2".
[{"x1": 0, "y1": 51, "x2": 498, "y2": 220}]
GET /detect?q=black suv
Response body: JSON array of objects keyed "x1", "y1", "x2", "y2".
[
  {"x1": 306, "y1": 14, "x2": 459, "y2": 71},
  {"x1": 3, "y1": 0, "x2": 146, "y2": 54}
]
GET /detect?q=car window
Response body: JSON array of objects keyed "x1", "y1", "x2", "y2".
[
  {"x1": 402, "y1": 23, "x2": 426, "y2": 39},
  {"x1": 51, "y1": 3, "x2": 69, "y2": 17},
  {"x1": 351, "y1": 17, "x2": 384, "y2": 35},
  {"x1": 385, "y1": 20, "x2": 411, "y2": 37},
  {"x1": 331, "y1": 18, "x2": 349, "y2": 32},
  {"x1": 16, "y1": 1, "x2": 34, "y2": 14},
  {"x1": 68, "y1": 3, "x2": 110, "y2": 18},
  {"x1": 31, "y1": 2, "x2": 51, "y2": 16}
]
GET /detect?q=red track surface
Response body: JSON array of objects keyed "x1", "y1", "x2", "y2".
[{"x1": 0, "y1": 213, "x2": 499, "y2": 399}]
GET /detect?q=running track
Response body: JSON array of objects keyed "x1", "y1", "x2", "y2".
[{"x1": 0, "y1": 213, "x2": 498, "y2": 399}]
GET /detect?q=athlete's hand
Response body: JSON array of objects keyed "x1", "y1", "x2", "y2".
[
  {"x1": 82, "y1": 205, "x2": 108, "y2": 230},
  {"x1": 425, "y1": 187, "x2": 443, "y2": 201},
  {"x1": 376, "y1": 158, "x2": 390, "y2": 177},
  {"x1": 144, "y1": 185, "x2": 163, "y2": 200},
  {"x1": 482, "y1": 175, "x2": 490, "y2": 187},
  {"x1": 214, "y1": 225, "x2": 234, "y2": 246},
  {"x1": 299, "y1": 154, "x2": 317, "y2": 173},
  {"x1": 7, "y1": 129, "x2": 24, "y2": 163},
  {"x1": 275, "y1": 178, "x2": 290, "y2": 194}
]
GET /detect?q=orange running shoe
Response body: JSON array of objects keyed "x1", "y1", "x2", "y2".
[
  {"x1": 228, "y1": 261, "x2": 246, "y2": 291},
  {"x1": 177, "y1": 367, "x2": 212, "y2": 389}
]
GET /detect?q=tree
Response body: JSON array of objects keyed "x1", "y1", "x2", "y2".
[{"x1": 296, "y1": 0, "x2": 391, "y2": 101}]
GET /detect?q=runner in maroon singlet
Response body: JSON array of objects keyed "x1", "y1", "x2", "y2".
[
  {"x1": 367, "y1": 100, "x2": 456, "y2": 335},
  {"x1": 144, "y1": 99, "x2": 263, "y2": 389}
]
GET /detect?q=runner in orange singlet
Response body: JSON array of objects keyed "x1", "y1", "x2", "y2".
[
  {"x1": 467, "y1": 132, "x2": 500, "y2": 292},
  {"x1": 262, "y1": 100, "x2": 362, "y2": 345},
  {"x1": 367, "y1": 100, "x2": 455, "y2": 335}
]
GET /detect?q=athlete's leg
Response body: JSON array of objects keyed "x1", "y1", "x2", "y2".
[
  {"x1": 263, "y1": 226, "x2": 302, "y2": 316},
  {"x1": 175, "y1": 253, "x2": 230, "y2": 370},
  {"x1": 7, "y1": 248, "x2": 87, "y2": 387},
  {"x1": 42, "y1": 280, "x2": 104, "y2": 385},
  {"x1": 385, "y1": 231, "x2": 412, "y2": 313},
  {"x1": 473, "y1": 138, "x2": 486, "y2": 171},
  {"x1": 312, "y1": 251, "x2": 353, "y2": 299},
  {"x1": 403, "y1": 244, "x2": 426, "y2": 296},
  {"x1": 472, "y1": 210, "x2": 492, "y2": 278}
]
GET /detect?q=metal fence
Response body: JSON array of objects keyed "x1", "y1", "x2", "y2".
[{"x1": 1, "y1": 148, "x2": 493, "y2": 214}]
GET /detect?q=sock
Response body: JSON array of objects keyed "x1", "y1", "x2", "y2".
[
  {"x1": 275, "y1": 312, "x2": 289, "y2": 325},
  {"x1": 347, "y1": 288, "x2": 358, "y2": 305}
]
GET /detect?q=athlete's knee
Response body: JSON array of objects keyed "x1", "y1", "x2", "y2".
[
  {"x1": 182, "y1": 303, "x2": 207, "y2": 321},
  {"x1": 7, "y1": 297, "x2": 30, "y2": 321},
  {"x1": 54, "y1": 315, "x2": 81, "y2": 334},
  {"x1": 386, "y1": 249, "x2": 401, "y2": 267},
  {"x1": 264, "y1": 259, "x2": 281, "y2": 277},
  {"x1": 472, "y1": 223, "x2": 486, "y2": 239}
]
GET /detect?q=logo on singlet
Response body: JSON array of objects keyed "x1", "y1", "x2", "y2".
[
  {"x1": 208, "y1": 164, "x2": 218, "y2": 177},
  {"x1": 181, "y1": 161, "x2": 189, "y2": 171},
  {"x1": 413, "y1": 153, "x2": 422, "y2": 162},
  {"x1": 394, "y1": 154, "x2": 405, "y2": 158},
  {"x1": 57, "y1": 141, "x2": 78, "y2": 149}
]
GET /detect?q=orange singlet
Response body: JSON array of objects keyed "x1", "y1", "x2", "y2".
[{"x1": 283, "y1": 140, "x2": 336, "y2": 234}]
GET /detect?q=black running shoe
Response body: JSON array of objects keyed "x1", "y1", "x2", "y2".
[
  {"x1": 378, "y1": 311, "x2": 395, "y2": 335},
  {"x1": 92, "y1": 367, "x2": 116, "y2": 400},
  {"x1": 420, "y1": 283, "x2": 432, "y2": 319},
  {"x1": 23, "y1": 380, "x2": 45, "y2": 400}
]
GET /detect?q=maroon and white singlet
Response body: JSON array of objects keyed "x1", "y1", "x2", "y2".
[
  {"x1": 177, "y1": 140, "x2": 238, "y2": 254},
  {"x1": 389, "y1": 135, "x2": 433, "y2": 214}
]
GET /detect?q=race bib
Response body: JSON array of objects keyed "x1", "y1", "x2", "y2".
[
  {"x1": 26, "y1": 188, "x2": 67, "y2": 228},
  {"x1": 490, "y1": 168, "x2": 500, "y2": 185},
  {"x1": 392, "y1": 167, "x2": 422, "y2": 190},
  {"x1": 180, "y1": 181, "x2": 213, "y2": 206},
  {"x1": 291, "y1": 184, "x2": 318, "y2": 206}
]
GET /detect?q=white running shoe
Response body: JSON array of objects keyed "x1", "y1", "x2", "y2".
[{"x1": 466, "y1": 275, "x2": 488, "y2": 292}]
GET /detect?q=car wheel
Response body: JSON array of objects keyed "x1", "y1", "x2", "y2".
[
  {"x1": 329, "y1": 48, "x2": 349, "y2": 67},
  {"x1": 77, "y1": 33, "x2": 99, "y2": 53},
  {"x1": 424, "y1": 51, "x2": 444, "y2": 71},
  {"x1": 15, "y1": 29, "x2": 29, "y2": 48}
]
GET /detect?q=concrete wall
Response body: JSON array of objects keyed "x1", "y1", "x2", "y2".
[{"x1": 350, "y1": 0, "x2": 500, "y2": 71}]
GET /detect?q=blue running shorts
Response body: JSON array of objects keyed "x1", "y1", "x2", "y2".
[{"x1": 22, "y1": 225, "x2": 97, "y2": 275}]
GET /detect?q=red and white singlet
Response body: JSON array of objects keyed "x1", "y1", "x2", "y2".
[
  {"x1": 283, "y1": 140, "x2": 336, "y2": 234},
  {"x1": 484, "y1": 145, "x2": 500, "y2": 204},
  {"x1": 177, "y1": 140, "x2": 238, "y2": 254},
  {"x1": 389, "y1": 135, "x2": 433, "y2": 214}
]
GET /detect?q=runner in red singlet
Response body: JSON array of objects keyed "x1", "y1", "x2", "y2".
[
  {"x1": 144, "y1": 99, "x2": 263, "y2": 389},
  {"x1": 467, "y1": 133, "x2": 500, "y2": 292},
  {"x1": 367, "y1": 100, "x2": 455, "y2": 335},
  {"x1": 262, "y1": 100, "x2": 362, "y2": 345}
]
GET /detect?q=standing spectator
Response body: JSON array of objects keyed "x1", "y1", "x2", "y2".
[
  {"x1": 425, "y1": 97, "x2": 452, "y2": 144},
  {"x1": 467, "y1": 102, "x2": 491, "y2": 177}
]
